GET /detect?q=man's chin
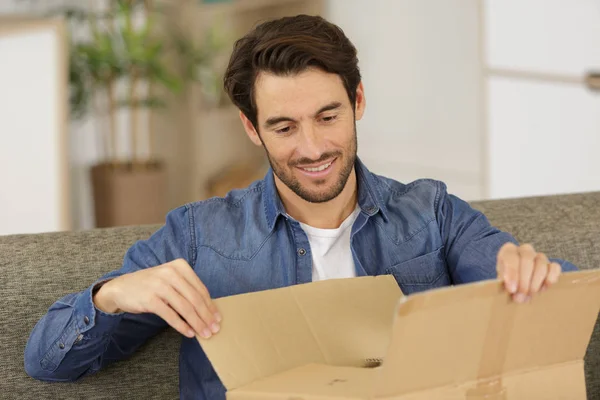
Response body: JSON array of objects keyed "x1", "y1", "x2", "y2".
[{"x1": 294, "y1": 186, "x2": 342, "y2": 203}]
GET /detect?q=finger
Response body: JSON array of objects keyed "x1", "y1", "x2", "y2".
[
  {"x1": 529, "y1": 253, "x2": 549, "y2": 294},
  {"x1": 172, "y1": 259, "x2": 220, "y2": 317},
  {"x1": 159, "y1": 285, "x2": 212, "y2": 339},
  {"x1": 517, "y1": 244, "x2": 536, "y2": 296},
  {"x1": 168, "y1": 271, "x2": 220, "y2": 334},
  {"x1": 150, "y1": 296, "x2": 195, "y2": 338},
  {"x1": 497, "y1": 242, "x2": 520, "y2": 293},
  {"x1": 545, "y1": 262, "x2": 562, "y2": 286}
]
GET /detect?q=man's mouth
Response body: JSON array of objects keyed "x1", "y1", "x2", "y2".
[
  {"x1": 301, "y1": 160, "x2": 334, "y2": 172},
  {"x1": 295, "y1": 158, "x2": 337, "y2": 177}
]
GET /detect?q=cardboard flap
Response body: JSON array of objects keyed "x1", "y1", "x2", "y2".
[
  {"x1": 374, "y1": 269, "x2": 600, "y2": 397},
  {"x1": 233, "y1": 363, "x2": 376, "y2": 400},
  {"x1": 198, "y1": 275, "x2": 401, "y2": 390}
]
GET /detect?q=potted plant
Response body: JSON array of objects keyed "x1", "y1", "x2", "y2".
[{"x1": 60, "y1": 0, "x2": 223, "y2": 227}]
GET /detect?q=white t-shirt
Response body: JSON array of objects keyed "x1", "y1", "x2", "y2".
[{"x1": 299, "y1": 207, "x2": 361, "y2": 281}]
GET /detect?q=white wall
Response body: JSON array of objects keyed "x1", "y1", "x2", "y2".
[{"x1": 326, "y1": 0, "x2": 484, "y2": 200}]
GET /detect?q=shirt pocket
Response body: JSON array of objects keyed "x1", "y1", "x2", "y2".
[{"x1": 384, "y1": 247, "x2": 451, "y2": 295}]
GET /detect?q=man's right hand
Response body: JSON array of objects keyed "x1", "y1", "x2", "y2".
[{"x1": 93, "y1": 259, "x2": 221, "y2": 339}]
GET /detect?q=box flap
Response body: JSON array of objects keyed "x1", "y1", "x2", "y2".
[
  {"x1": 231, "y1": 363, "x2": 376, "y2": 400},
  {"x1": 228, "y1": 359, "x2": 586, "y2": 400},
  {"x1": 197, "y1": 275, "x2": 402, "y2": 390},
  {"x1": 373, "y1": 269, "x2": 600, "y2": 397}
]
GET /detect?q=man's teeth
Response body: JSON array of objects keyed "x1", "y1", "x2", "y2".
[{"x1": 302, "y1": 161, "x2": 332, "y2": 172}]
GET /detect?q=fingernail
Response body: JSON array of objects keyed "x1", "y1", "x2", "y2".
[
  {"x1": 524, "y1": 295, "x2": 532, "y2": 303},
  {"x1": 507, "y1": 281, "x2": 517, "y2": 294},
  {"x1": 187, "y1": 329, "x2": 195, "y2": 338},
  {"x1": 210, "y1": 323, "x2": 220, "y2": 334},
  {"x1": 514, "y1": 293, "x2": 526, "y2": 303},
  {"x1": 214, "y1": 312, "x2": 222, "y2": 323},
  {"x1": 540, "y1": 285, "x2": 548, "y2": 292},
  {"x1": 201, "y1": 329, "x2": 212, "y2": 339}
]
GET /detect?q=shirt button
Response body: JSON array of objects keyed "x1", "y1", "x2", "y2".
[
  {"x1": 297, "y1": 248, "x2": 307, "y2": 256},
  {"x1": 59, "y1": 343, "x2": 65, "y2": 349},
  {"x1": 74, "y1": 334, "x2": 84, "y2": 344},
  {"x1": 84, "y1": 316, "x2": 90, "y2": 325}
]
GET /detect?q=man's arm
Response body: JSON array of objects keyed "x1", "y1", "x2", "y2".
[
  {"x1": 435, "y1": 183, "x2": 577, "y2": 296},
  {"x1": 24, "y1": 205, "x2": 207, "y2": 381}
]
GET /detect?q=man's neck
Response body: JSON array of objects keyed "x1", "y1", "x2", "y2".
[{"x1": 275, "y1": 169, "x2": 358, "y2": 229}]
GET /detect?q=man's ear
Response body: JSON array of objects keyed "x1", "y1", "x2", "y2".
[
  {"x1": 239, "y1": 111, "x2": 263, "y2": 146},
  {"x1": 354, "y1": 82, "x2": 366, "y2": 121}
]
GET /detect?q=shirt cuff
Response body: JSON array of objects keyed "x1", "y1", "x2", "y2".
[
  {"x1": 73, "y1": 280, "x2": 124, "y2": 337},
  {"x1": 549, "y1": 257, "x2": 579, "y2": 272}
]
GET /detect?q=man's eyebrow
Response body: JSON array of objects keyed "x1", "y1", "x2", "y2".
[
  {"x1": 263, "y1": 102, "x2": 343, "y2": 130},
  {"x1": 313, "y1": 102, "x2": 342, "y2": 117},
  {"x1": 264, "y1": 116, "x2": 297, "y2": 129}
]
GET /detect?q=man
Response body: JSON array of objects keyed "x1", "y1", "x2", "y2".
[{"x1": 25, "y1": 15, "x2": 576, "y2": 400}]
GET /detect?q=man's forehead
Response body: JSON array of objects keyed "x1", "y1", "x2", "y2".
[
  {"x1": 254, "y1": 70, "x2": 347, "y2": 119},
  {"x1": 255, "y1": 68, "x2": 344, "y2": 91}
]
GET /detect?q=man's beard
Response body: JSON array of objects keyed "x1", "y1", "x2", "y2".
[{"x1": 263, "y1": 129, "x2": 357, "y2": 204}]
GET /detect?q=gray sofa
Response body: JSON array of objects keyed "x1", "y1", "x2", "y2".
[{"x1": 1, "y1": 192, "x2": 600, "y2": 399}]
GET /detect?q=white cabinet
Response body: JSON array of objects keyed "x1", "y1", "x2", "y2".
[{"x1": 0, "y1": 19, "x2": 71, "y2": 235}]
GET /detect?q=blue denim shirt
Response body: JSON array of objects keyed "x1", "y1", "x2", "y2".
[{"x1": 24, "y1": 159, "x2": 576, "y2": 399}]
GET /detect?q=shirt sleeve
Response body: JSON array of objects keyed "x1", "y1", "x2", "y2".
[
  {"x1": 435, "y1": 182, "x2": 577, "y2": 285},
  {"x1": 24, "y1": 204, "x2": 195, "y2": 381}
]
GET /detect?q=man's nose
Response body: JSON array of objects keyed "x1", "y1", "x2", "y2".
[{"x1": 297, "y1": 123, "x2": 324, "y2": 161}]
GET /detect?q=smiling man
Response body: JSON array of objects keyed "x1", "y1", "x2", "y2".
[{"x1": 25, "y1": 15, "x2": 577, "y2": 400}]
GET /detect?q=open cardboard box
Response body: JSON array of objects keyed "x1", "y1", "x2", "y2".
[{"x1": 198, "y1": 269, "x2": 600, "y2": 399}]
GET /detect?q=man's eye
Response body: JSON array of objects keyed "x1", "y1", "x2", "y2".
[
  {"x1": 322, "y1": 115, "x2": 337, "y2": 123},
  {"x1": 276, "y1": 126, "x2": 292, "y2": 134}
]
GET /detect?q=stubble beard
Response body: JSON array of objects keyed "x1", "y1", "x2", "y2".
[{"x1": 263, "y1": 128, "x2": 357, "y2": 204}]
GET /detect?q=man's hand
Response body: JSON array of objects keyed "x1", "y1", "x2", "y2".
[
  {"x1": 497, "y1": 243, "x2": 562, "y2": 303},
  {"x1": 93, "y1": 259, "x2": 221, "y2": 339}
]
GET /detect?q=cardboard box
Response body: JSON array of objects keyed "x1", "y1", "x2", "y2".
[{"x1": 198, "y1": 270, "x2": 600, "y2": 399}]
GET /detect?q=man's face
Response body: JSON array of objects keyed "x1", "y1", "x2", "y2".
[{"x1": 243, "y1": 68, "x2": 365, "y2": 203}]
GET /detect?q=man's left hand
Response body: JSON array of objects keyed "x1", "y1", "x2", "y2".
[{"x1": 496, "y1": 242, "x2": 562, "y2": 303}]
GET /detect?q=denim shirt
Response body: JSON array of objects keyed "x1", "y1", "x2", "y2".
[{"x1": 24, "y1": 159, "x2": 576, "y2": 399}]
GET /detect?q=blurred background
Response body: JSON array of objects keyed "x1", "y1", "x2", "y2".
[{"x1": 0, "y1": 0, "x2": 599, "y2": 235}]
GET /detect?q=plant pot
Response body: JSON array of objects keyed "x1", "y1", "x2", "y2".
[{"x1": 91, "y1": 161, "x2": 168, "y2": 228}]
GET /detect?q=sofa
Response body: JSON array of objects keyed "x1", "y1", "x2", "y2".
[{"x1": 1, "y1": 192, "x2": 599, "y2": 399}]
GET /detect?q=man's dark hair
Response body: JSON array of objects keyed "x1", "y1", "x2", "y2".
[{"x1": 223, "y1": 14, "x2": 361, "y2": 131}]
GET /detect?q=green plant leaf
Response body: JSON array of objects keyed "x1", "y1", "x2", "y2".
[{"x1": 57, "y1": 0, "x2": 228, "y2": 119}]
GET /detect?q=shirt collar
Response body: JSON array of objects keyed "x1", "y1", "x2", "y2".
[
  {"x1": 263, "y1": 157, "x2": 388, "y2": 230},
  {"x1": 354, "y1": 157, "x2": 389, "y2": 222}
]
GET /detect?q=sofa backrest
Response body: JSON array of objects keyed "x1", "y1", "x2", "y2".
[{"x1": 1, "y1": 191, "x2": 599, "y2": 399}]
